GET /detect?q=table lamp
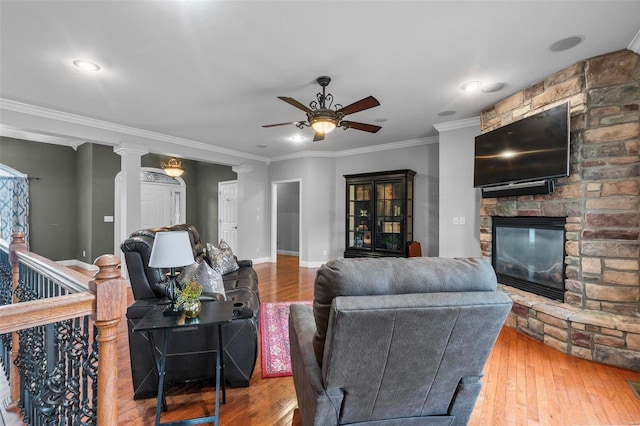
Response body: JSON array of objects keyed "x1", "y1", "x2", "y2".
[{"x1": 148, "y1": 231, "x2": 195, "y2": 316}]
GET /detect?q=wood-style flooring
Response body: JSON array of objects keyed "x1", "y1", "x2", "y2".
[{"x1": 116, "y1": 255, "x2": 640, "y2": 425}]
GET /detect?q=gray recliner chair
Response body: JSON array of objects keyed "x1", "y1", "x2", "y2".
[{"x1": 289, "y1": 257, "x2": 512, "y2": 426}]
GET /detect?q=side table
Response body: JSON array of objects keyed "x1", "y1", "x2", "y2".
[{"x1": 133, "y1": 300, "x2": 234, "y2": 426}]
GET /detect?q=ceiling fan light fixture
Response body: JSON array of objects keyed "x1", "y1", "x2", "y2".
[
  {"x1": 311, "y1": 118, "x2": 337, "y2": 134},
  {"x1": 162, "y1": 157, "x2": 184, "y2": 177}
]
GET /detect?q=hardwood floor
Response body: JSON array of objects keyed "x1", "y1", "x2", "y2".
[{"x1": 117, "y1": 255, "x2": 640, "y2": 425}]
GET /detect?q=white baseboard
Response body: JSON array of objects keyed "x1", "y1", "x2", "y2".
[
  {"x1": 277, "y1": 250, "x2": 299, "y2": 256},
  {"x1": 300, "y1": 260, "x2": 326, "y2": 268},
  {"x1": 251, "y1": 257, "x2": 271, "y2": 265}
]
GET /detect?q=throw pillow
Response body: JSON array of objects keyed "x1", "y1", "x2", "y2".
[
  {"x1": 206, "y1": 240, "x2": 240, "y2": 275},
  {"x1": 178, "y1": 260, "x2": 226, "y2": 300}
]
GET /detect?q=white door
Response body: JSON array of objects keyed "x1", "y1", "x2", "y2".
[
  {"x1": 141, "y1": 184, "x2": 172, "y2": 228},
  {"x1": 139, "y1": 169, "x2": 187, "y2": 229},
  {"x1": 218, "y1": 180, "x2": 238, "y2": 249}
]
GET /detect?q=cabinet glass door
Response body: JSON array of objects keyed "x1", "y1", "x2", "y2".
[
  {"x1": 375, "y1": 181, "x2": 402, "y2": 251},
  {"x1": 347, "y1": 183, "x2": 373, "y2": 250}
]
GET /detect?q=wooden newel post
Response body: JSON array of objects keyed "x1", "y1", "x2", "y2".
[
  {"x1": 9, "y1": 232, "x2": 26, "y2": 404},
  {"x1": 89, "y1": 255, "x2": 127, "y2": 426}
]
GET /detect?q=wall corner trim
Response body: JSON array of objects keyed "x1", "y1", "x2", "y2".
[
  {"x1": 628, "y1": 29, "x2": 640, "y2": 54},
  {"x1": 433, "y1": 116, "x2": 480, "y2": 133}
]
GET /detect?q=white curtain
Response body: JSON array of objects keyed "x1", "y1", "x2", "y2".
[{"x1": 0, "y1": 167, "x2": 30, "y2": 246}]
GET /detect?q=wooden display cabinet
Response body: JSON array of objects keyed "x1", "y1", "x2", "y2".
[{"x1": 344, "y1": 169, "x2": 415, "y2": 258}]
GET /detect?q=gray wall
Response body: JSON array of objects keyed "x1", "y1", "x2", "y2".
[
  {"x1": 236, "y1": 162, "x2": 269, "y2": 260},
  {"x1": 270, "y1": 142, "x2": 439, "y2": 264},
  {"x1": 0, "y1": 138, "x2": 237, "y2": 262},
  {"x1": 269, "y1": 157, "x2": 336, "y2": 265},
  {"x1": 196, "y1": 162, "x2": 237, "y2": 245},
  {"x1": 76, "y1": 143, "x2": 120, "y2": 263},
  {"x1": 77, "y1": 144, "x2": 93, "y2": 262},
  {"x1": 334, "y1": 143, "x2": 440, "y2": 257},
  {"x1": 87, "y1": 144, "x2": 121, "y2": 260},
  {"x1": 0, "y1": 136, "x2": 79, "y2": 260},
  {"x1": 277, "y1": 181, "x2": 299, "y2": 253},
  {"x1": 437, "y1": 123, "x2": 482, "y2": 257}
]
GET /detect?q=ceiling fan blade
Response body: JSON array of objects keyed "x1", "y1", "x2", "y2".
[
  {"x1": 262, "y1": 121, "x2": 300, "y2": 128},
  {"x1": 337, "y1": 96, "x2": 380, "y2": 116},
  {"x1": 341, "y1": 120, "x2": 382, "y2": 133},
  {"x1": 278, "y1": 96, "x2": 312, "y2": 113},
  {"x1": 313, "y1": 132, "x2": 325, "y2": 142}
]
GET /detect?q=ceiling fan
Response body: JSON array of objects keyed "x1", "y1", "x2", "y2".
[{"x1": 262, "y1": 76, "x2": 381, "y2": 142}]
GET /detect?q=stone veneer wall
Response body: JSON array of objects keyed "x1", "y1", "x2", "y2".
[{"x1": 478, "y1": 49, "x2": 640, "y2": 371}]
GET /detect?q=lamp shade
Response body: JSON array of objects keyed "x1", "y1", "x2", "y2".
[{"x1": 148, "y1": 231, "x2": 195, "y2": 268}]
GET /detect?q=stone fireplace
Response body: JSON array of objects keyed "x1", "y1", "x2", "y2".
[{"x1": 478, "y1": 49, "x2": 640, "y2": 371}]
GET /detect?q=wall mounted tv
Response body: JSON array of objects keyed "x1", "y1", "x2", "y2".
[{"x1": 473, "y1": 102, "x2": 570, "y2": 191}]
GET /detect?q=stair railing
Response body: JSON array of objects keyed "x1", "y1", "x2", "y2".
[{"x1": 0, "y1": 232, "x2": 126, "y2": 425}]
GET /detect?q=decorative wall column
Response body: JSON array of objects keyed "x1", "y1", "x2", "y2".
[{"x1": 113, "y1": 144, "x2": 148, "y2": 257}]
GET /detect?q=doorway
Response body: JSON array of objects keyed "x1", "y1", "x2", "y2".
[
  {"x1": 114, "y1": 168, "x2": 186, "y2": 258},
  {"x1": 270, "y1": 180, "x2": 301, "y2": 264}
]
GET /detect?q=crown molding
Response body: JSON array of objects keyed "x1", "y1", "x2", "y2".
[
  {"x1": 0, "y1": 124, "x2": 86, "y2": 150},
  {"x1": 0, "y1": 98, "x2": 270, "y2": 163},
  {"x1": 433, "y1": 116, "x2": 480, "y2": 132},
  {"x1": 113, "y1": 143, "x2": 149, "y2": 156},
  {"x1": 269, "y1": 136, "x2": 438, "y2": 163},
  {"x1": 629, "y1": 29, "x2": 640, "y2": 54},
  {"x1": 334, "y1": 136, "x2": 438, "y2": 158},
  {"x1": 269, "y1": 150, "x2": 335, "y2": 162},
  {"x1": 232, "y1": 164, "x2": 254, "y2": 174}
]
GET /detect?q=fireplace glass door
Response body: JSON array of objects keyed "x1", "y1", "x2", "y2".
[{"x1": 492, "y1": 216, "x2": 566, "y2": 300}]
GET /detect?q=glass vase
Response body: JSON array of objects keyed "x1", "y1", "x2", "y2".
[{"x1": 183, "y1": 299, "x2": 202, "y2": 319}]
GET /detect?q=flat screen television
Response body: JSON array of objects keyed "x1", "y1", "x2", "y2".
[{"x1": 473, "y1": 103, "x2": 570, "y2": 188}]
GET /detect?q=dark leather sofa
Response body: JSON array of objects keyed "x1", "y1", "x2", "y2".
[{"x1": 121, "y1": 224, "x2": 259, "y2": 399}]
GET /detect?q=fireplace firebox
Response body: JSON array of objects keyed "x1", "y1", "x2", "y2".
[{"x1": 492, "y1": 216, "x2": 566, "y2": 301}]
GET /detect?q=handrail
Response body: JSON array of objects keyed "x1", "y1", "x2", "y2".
[
  {"x1": 13, "y1": 247, "x2": 92, "y2": 294},
  {"x1": 0, "y1": 292, "x2": 95, "y2": 334}
]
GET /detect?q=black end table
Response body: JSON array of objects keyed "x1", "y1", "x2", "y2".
[{"x1": 133, "y1": 300, "x2": 234, "y2": 426}]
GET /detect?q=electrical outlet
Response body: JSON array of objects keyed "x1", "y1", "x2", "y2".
[
  {"x1": 82, "y1": 250, "x2": 86, "y2": 257},
  {"x1": 460, "y1": 216, "x2": 466, "y2": 225},
  {"x1": 323, "y1": 250, "x2": 327, "y2": 256},
  {"x1": 453, "y1": 217, "x2": 459, "y2": 225}
]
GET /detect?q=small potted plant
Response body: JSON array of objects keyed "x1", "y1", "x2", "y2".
[{"x1": 176, "y1": 279, "x2": 203, "y2": 319}]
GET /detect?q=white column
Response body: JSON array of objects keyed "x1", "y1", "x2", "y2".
[{"x1": 113, "y1": 144, "x2": 148, "y2": 257}]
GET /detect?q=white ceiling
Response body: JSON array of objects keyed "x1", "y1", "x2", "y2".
[{"x1": 1, "y1": 1, "x2": 639, "y2": 162}]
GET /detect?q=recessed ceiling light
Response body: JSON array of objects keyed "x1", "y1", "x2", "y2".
[
  {"x1": 73, "y1": 59, "x2": 101, "y2": 71},
  {"x1": 437, "y1": 110, "x2": 456, "y2": 117},
  {"x1": 550, "y1": 36, "x2": 585, "y2": 52},
  {"x1": 461, "y1": 81, "x2": 482, "y2": 92},
  {"x1": 481, "y1": 82, "x2": 505, "y2": 93},
  {"x1": 290, "y1": 135, "x2": 305, "y2": 143}
]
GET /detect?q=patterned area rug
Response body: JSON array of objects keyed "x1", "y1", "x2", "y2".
[{"x1": 260, "y1": 301, "x2": 312, "y2": 378}]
